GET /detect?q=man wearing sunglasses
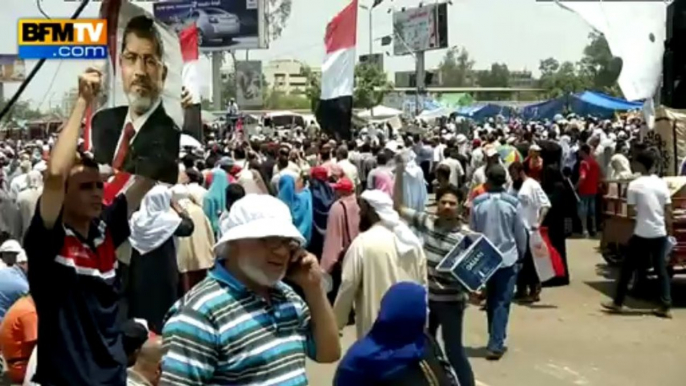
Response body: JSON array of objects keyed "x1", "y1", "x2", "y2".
[
  {"x1": 23, "y1": 67, "x2": 154, "y2": 386},
  {"x1": 161, "y1": 194, "x2": 340, "y2": 385},
  {"x1": 91, "y1": 15, "x2": 181, "y2": 184}
]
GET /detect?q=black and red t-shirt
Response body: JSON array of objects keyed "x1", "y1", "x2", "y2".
[{"x1": 24, "y1": 195, "x2": 130, "y2": 386}]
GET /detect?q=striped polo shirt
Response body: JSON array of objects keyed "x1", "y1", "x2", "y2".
[
  {"x1": 161, "y1": 263, "x2": 316, "y2": 386},
  {"x1": 402, "y1": 208, "x2": 468, "y2": 302}
]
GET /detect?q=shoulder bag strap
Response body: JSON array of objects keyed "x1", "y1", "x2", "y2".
[{"x1": 340, "y1": 201, "x2": 351, "y2": 246}]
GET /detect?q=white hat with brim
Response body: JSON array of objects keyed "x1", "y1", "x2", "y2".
[{"x1": 213, "y1": 195, "x2": 306, "y2": 255}]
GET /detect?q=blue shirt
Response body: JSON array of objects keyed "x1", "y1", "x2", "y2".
[
  {"x1": 161, "y1": 262, "x2": 316, "y2": 385},
  {"x1": 470, "y1": 192, "x2": 528, "y2": 267},
  {"x1": 0, "y1": 265, "x2": 28, "y2": 321}
]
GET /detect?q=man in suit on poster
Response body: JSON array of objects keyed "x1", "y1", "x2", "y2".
[{"x1": 92, "y1": 15, "x2": 181, "y2": 184}]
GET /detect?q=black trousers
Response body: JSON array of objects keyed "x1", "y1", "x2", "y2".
[
  {"x1": 613, "y1": 235, "x2": 672, "y2": 308},
  {"x1": 516, "y1": 235, "x2": 540, "y2": 295}
]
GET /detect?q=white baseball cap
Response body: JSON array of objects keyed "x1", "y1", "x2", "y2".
[
  {"x1": 0, "y1": 240, "x2": 22, "y2": 254},
  {"x1": 214, "y1": 195, "x2": 306, "y2": 255}
]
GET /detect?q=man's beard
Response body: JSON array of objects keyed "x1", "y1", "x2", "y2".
[
  {"x1": 238, "y1": 257, "x2": 284, "y2": 287},
  {"x1": 127, "y1": 92, "x2": 154, "y2": 115}
]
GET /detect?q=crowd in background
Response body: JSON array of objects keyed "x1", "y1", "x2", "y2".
[{"x1": 0, "y1": 80, "x2": 671, "y2": 386}]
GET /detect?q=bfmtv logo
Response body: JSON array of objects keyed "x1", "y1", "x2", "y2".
[
  {"x1": 18, "y1": 20, "x2": 107, "y2": 45},
  {"x1": 18, "y1": 19, "x2": 108, "y2": 59}
]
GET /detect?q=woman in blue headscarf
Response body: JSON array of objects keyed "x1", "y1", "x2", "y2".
[
  {"x1": 335, "y1": 282, "x2": 460, "y2": 386},
  {"x1": 277, "y1": 174, "x2": 313, "y2": 247},
  {"x1": 308, "y1": 166, "x2": 335, "y2": 257},
  {"x1": 203, "y1": 169, "x2": 230, "y2": 236}
]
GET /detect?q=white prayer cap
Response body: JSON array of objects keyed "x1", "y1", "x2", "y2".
[
  {"x1": 214, "y1": 194, "x2": 305, "y2": 255},
  {"x1": 360, "y1": 190, "x2": 421, "y2": 255},
  {"x1": 384, "y1": 141, "x2": 400, "y2": 153},
  {"x1": 0, "y1": 240, "x2": 22, "y2": 254}
]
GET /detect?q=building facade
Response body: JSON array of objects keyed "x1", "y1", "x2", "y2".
[{"x1": 262, "y1": 59, "x2": 320, "y2": 94}]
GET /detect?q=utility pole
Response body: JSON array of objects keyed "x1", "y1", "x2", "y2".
[
  {"x1": 415, "y1": 51, "x2": 425, "y2": 116},
  {"x1": 369, "y1": 9, "x2": 373, "y2": 55},
  {"x1": 212, "y1": 52, "x2": 222, "y2": 110}
]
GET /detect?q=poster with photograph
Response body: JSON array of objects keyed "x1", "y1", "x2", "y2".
[
  {"x1": 153, "y1": 0, "x2": 267, "y2": 52},
  {"x1": 92, "y1": 1, "x2": 183, "y2": 184},
  {"x1": 437, "y1": 234, "x2": 503, "y2": 293},
  {"x1": 235, "y1": 60, "x2": 263, "y2": 107}
]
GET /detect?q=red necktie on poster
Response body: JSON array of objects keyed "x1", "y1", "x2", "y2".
[{"x1": 112, "y1": 123, "x2": 135, "y2": 170}]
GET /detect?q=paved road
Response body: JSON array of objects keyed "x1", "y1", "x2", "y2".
[{"x1": 306, "y1": 238, "x2": 686, "y2": 386}]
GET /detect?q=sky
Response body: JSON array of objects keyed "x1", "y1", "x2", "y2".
[{"x1": 0, "y1": 0, "x2": 593, "y2": 110}]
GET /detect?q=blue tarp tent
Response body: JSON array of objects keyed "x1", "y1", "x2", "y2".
[
  {"x1": 520, "y1": 96, "x2": 568, "y2": 120},
  {"x1": 569, "y1": 91, "x2": 642, "y2": 118},
  {"x1": 455, "y1": 103, "x2": 515, "y2": 121}
]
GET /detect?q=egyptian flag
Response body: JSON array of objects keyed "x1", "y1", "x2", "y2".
[
  {"x1": 180, "y1": 24, "x2": 203, "y2": 143},
  {"x1": 316, "y1": 0, "x2": 358, "y2": 141}
]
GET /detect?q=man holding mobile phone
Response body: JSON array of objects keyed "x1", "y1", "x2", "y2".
[{"x1": 161, "y1": 194, "x2": 340, "y2": 385}]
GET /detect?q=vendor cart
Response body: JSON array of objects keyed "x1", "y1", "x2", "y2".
[{"x1": 601, "y1": 177, "x2": 686, "y2": 290}]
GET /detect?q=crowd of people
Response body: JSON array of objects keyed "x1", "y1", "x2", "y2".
[{"x1": 0, "y1": 67, "x2": 675, "y2": 386}]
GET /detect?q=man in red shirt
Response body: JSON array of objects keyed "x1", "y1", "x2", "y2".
[{"x1": 577, "y1": 144, "x2": 601, "y2": 237}]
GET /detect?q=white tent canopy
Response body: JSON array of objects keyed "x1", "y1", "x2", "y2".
[
  {"x1": 357, "y1": 105, "x2": 403, "y2": 120},
  {"x1": 417, "y1": 107, "x2": 452, "y2": 121}
]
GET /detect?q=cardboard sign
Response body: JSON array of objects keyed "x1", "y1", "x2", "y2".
[
  {"x1": 91, "y1": 1, "x2": 183, "y2": 184},
  {"x1": 437, "y1": 233, "x2": 504, "y2": 293}
]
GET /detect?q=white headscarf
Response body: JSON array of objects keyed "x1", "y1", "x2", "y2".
[
  {"x1": 170, "y1": 184, "x2": 193, "y2": 210},
  {"x1": 360, "y1": 190, "x2": 422, "y2": 256},
  {"x1": 129, "y1": 185, "x2": 182, "y2": 254}
]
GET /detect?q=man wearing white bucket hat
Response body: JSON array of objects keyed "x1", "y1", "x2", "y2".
[{"x1": 161, "y1": 194, "x2": 340, "y2": 385}]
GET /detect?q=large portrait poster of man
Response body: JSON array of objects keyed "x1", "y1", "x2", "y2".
[
  {"x1": 92, "y1": 1, "x2": 184, "y2": 184},
  {"x1": 236, "y1": 60, "x2": 263, "y2": 107}
]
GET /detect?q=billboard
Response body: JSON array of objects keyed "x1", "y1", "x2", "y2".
[
  {"x1": 235, "y1": 60, "x2": 263, "y2": 107},
  {"x1": 153, "y1": 0, "x2": 267, "y2": 52},
  {"x1": 393, "y1": 2, "x2": 448, "y2": 56},
  {"x1": 0, "y1": 55, "x2": 26, "y2": 82}
]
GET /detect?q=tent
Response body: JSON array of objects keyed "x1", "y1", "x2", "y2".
[
  {"x1": 569, "y1": 91, "x2": 643, "y2": 118},
  {"x1": 437, "y1": 93, "x2": 474, "y2": 108},
  {"x1": 520, "y1": 91, "x2": 643, "y2": 120},
  {"x1": 417, "y1": 107, "x2": 453, "y2": 121},
  {"x1": 455, "y1": 103, "x2": 515, "y2": 121},
  {"x1": 520, "y1": 96, "x2": 568, "y2": 120},
  {"x1": 356, "y1": 105, "x2": 403, "y2": 120}
]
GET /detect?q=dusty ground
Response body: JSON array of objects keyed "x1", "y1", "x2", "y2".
[{"x1": 306, "y1": 238, "x2": 686, "y2": 386}]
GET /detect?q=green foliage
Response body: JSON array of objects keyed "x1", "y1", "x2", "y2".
[
  {"x1": 538, "y1": 58, "x2": 591, "y2": 98},
  {"x1": 0, "y1": 99, "x2": 43, "y2": 123},
  {"x1": 474, "y1": 63, "x2": 510, "y2": 100},
  {"x1": 262, "y1": 90, "x2": 310, "y2": 110},
  {"x1": 353, "y1": 62, "x2": 393, "y2": 109},
  {"x1": 538, "y1": 32, "x2": 620, "y2": 98},
  {"x1": 301, "y1": 65, "x2": 321, "y2": 113},
  {"x1": 437, "y1": 46, "x2": 475, "y2": 87}
]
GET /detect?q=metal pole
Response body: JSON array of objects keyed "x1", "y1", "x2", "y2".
[
  {"x1": 415, "y1": 51, "x2": 425, "y2": 116},
  {"x1": 212, "y1": 52, "x2": 222, "y2": 110},
  {"x1": 369, "y1": 9, "x2": 373, "y2": 55}
]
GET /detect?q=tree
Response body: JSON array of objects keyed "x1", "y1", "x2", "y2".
[
  {"x1": 0, "y1": 100, "x2": 43, "y2": 122},
  {"x1": 263, "y1": 89, "x2": 310, "y2": 110},
  {"x1": 301, "y1": 65, "x2": 321, "y2": 113},
  {"x1": 474, "y1": 63, "x2": 510, "y2": 100},
  {"x1": 353, "y1": 62, "x2": 393, "y2": 109},
  {"x1": 438, "y1": 47, "x2": 474, "y2": 87},
  {"x1": 266, "y1": 0, "x2": 293, "y2": 42},
  {"x1": 578, "y1": 31, "x2": 621, "y2": 95},
  {"x1": 537, "y1": 58, "x2": 590, "y2": 98}
]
